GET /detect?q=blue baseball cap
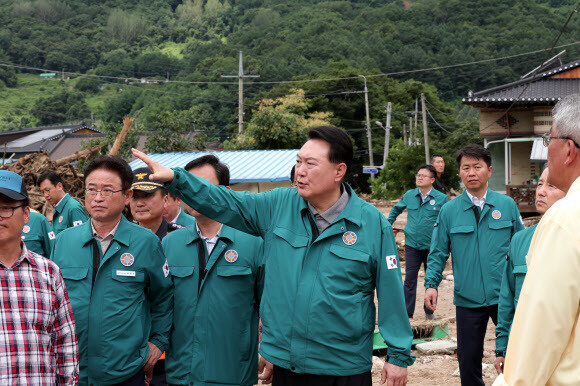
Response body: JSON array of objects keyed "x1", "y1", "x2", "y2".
[{"x1": 0, "y1": 170, "x2": 28, "y2": 201}]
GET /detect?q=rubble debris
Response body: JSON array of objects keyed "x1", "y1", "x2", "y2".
[
  {"x1": 1, "y1": 151, "x2": 88, "y2": 218},
  {"x1": 416, "y1": 339, "x2": 457, "y2": 355},
  {"x1": 371, "y1": 356, "x2": 385, "y2": 374}
]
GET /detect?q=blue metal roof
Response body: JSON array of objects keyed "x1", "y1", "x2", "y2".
[{"x1": 129, "y1": 149, "x2": 299, "y2": 183}]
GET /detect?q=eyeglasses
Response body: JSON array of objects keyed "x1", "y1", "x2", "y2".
[
  {"x1": 416, "y1": 174, "x2": 433, "y2": 179},
  {"x1": 0, "y1": 205, "x2": 24, "y2": 219},
  {"x1": 85, "y1": 188, "x2": 124, "y2": 197},
  {"x1": 542, "y1": 132, "x2": 580, "y2": 148}
]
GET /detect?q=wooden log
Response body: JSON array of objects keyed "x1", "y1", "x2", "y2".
[
  {"x1": 54, "y1": 145, "x2": 102, "y2": 167},
  {"x1": 109, "y1": 116, "x2": 134, "y2": 156}
]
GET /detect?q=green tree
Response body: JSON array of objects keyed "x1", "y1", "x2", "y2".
[
  {"x1": 107, "y1": 9, "x2": 146, "y2": 44},
  {"x1": 32, "y1": 90, "x2": 90, "y2": 125},
  {"x1": 74, "y1": 77, "x2": 101, "y2": 94},
  {"x1": 145, "y1": 109, "x2": 206, "y2": 153},
  {"x1": 223, "y1": 89, "x2": 333, "y2": 150},
  {"x1": 100, "y1": 90, "x2": 141, "y2": 124}
]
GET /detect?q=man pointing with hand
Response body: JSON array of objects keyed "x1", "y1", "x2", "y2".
[{"x1": 132, "y1": 126, "x2": 414, "y2": 386}]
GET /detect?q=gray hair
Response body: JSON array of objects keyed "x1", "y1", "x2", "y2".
[{"x1": 552, "y1": 94, "x2": 580, "y2": 143}]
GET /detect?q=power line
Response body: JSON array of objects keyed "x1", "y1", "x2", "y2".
[
  {"x1": 425, "y1": 107, "x2": 473, "y2": 137},
  {"x1": 0, "y1": 40, "x2": 579, "y2": 86},
  {"x1": 246, "y1": 41, "x2": 580, "y2": 84},
  {"x1": 479, "y1": 1, "x2": 580, "y2": 133}
]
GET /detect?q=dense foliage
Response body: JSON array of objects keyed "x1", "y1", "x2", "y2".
[{"x1": 0, "y1": 0, "x2": 578, "y2": 193}]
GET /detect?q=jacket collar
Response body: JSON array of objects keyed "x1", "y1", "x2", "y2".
[
  {"x1": 299, "y1": 183, "x2": 362, "y2": 228},
  {"x1": 81, "y1": 216, "x2": 131, "y2": 247},
  {"x1": 54, "y1": 193, "x2": 71, "y2": 213},
  {"x1": 459, "y1": 189, "x2": 497, "y2": 210},
  {"x1": 184, "y1": 221, "x2": 233, "y2": 245}
]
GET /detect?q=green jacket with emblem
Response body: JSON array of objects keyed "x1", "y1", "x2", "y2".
[
  {"x1": 162, "y1": 224, "x2": 264, "y2": 386},
  {"x1": 165, "y1": 168, "x2": 414, "y2": 375},
  {"x1": 51, "y1": 216, "x2": 173, "y2": 385},
  {"x1": 495, "y1": 223, "x2": 535, "y2": 354},
  {"x1": 23, "y1": 211, "x2": 54, "y2": 258},
  {"x1": 387, "y1": 188, "x2": 449, "y2": 250},
  {"x1": 425, "y1": 189, "x2": 524, "y2": 308},
  {"x1": 52, "y1": 193, "x2": 88, "y2": 235}
]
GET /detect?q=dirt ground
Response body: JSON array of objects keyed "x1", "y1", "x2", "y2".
[{"x1": 258, "y1": 201, "x2": 500, "y2": 385}]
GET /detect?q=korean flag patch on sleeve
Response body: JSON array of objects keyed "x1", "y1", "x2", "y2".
[
  {"x1": 48, "y1": 231, "x2": 55, "y2": 240},
  {"x1": 73, "y1": 220, "x2": 83, "y2": 226},
  {"x1": 162, "y1": 260, "x2": 170, "y2": 277},
  {"x1": 386, "y1": 255, "x2": 398, "y2": 270}
]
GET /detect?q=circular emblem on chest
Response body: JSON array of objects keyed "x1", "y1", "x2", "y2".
[
  {"x1": 492, "y1": 210, "x2": 502, "y2": 220},
  {"x1": 429, "y1": 199, "x2": 436, "y2": 205},
  {"x1": 224, "y1": 249, "x2": 238, "y2": 263},
  {"x1": 23, "y1": 225, "x2": 30, "y2": 233},
  {"x1": 58, "y1": 216, "x2": 63, "y2": 223},
  {"x1": 342, "y1": 231, "x2": 357, "y2": 246},
  {"x1": 120, "y1": 253, "x2": 134, "y2": 267}
]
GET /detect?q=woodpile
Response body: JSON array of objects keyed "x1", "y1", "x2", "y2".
[{"x1": 1, "y1": 146, "x2": 101, "y2": 217}]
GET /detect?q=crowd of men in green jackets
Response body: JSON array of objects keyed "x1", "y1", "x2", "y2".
[{"x1": 2, "y1": 94, "x2": 579, "y2": 386}]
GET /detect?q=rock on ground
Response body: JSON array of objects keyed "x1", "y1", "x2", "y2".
[{"x1": 416, "y1": 339, "x2": 458, "y2": 355}]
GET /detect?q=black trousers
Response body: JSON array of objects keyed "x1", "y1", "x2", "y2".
[
  {"x1": 272, "y1": 365, "x2": 371, "y2": 386},
  {"x1": 456, "y1": 305, "x2": 498, "y2": 386},
  {"x1": 114, "y1": 368, "x2": 145, "y2": 386},
  {"x1": 404, "y1": 245, "x2": 433, "y2": 317},
  {"x1": 150, "y1": 359, "x2": 167, "y2": 386}
]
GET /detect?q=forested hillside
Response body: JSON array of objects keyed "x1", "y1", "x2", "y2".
[{"x1": 0, "y1": 0, "x2": 578, "y2": 191}]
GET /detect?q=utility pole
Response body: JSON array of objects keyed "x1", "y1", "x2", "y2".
[
  {"x1": 421, "y1": 93, "x2": 430, "y2": 163},
  {"x1": 408, "y1": 116, "x2": 413, "y2": 146},
  {"x1": 414, "y1": 98, "x2": 419, "y2": 138},
  {"x1": 403, "y1": 123, "x2": 407, "y2": 147},
  {"x1": 382, "y1": 102, "x2": 392, "y2": 166},
  {"x1": 359, "y1": 75, "x2": 374, "y2": 179},
  {"x1": 221, "y1": 51, "x2": 259, "y2": 133}
]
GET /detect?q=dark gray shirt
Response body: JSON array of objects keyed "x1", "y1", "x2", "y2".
[{"x1": 308, "y1": 186, "x2": 350, "y2": 233}]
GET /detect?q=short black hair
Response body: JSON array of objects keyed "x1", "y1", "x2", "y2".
[
  {"x1": 184, "y1": 155, "x2": 230, "y2": 186},
  {"x1": 290, "y1": 164, "x2": 296, "y2": 182},
  {"x1": 307, "y1": 126, "x2": 353, "y2": 175},
  {"x1": 417, "y1": 164, "x2": 437, "y2": 178},
  {"x1": 38, "y1": 171, "x2": 63, "y2": 187},
  {"x1": 84, "y1": 155, "x2": 133, "y2": 191},
  {"x1": 455, "y1": 145, "x2": 492, "y2": 168},
  {"x1": 430, "y1": 154, "x2": 444, "y2": 163}
]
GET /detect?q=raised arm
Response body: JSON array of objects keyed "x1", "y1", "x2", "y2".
[{"x1": 132, "y1": 149, "x2": 275, "y2": 237}]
